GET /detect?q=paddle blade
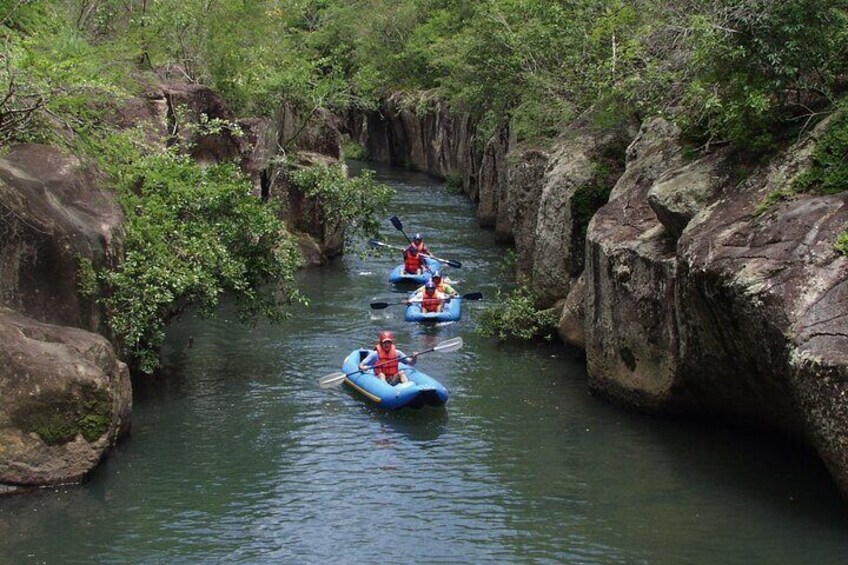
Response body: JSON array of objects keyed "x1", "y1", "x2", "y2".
[
  {"x1": 369, "y1": 239, "x2": 384, "y2": 249},
  {"x1": 389, "y1": 215, "x2": 403, "y2": 231},
  {"x1": 370, "y1": 302, "x2": 391, "y2": 310},
  {"x1": 445, "y1": 259, "x2": 462, "y2": 268},
  {"x1": 462, "y1": 292, "x2": 483, "y2": 301},
  {"x1": 318, "y1": 372, "x2": 348, "y2": 388},
  {"x1": 433, "y1": 337, "x2": 464, "y2": 353}
]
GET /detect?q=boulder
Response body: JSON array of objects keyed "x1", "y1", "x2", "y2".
[
  {"x1": 647, "y1": 150, "x2": 729, "y2": 239},
  {"x1": 159, "y1": 80, "x2": 243, "y2": 165},
  {"x1": 0, "y1": 308, "x2": 131, "y2": 488},
  {"x1": 0, "y1": 144, "x2": 124, "y2": 333}
]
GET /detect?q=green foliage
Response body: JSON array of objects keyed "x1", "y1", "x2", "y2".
[
  {"x1": 97, "y1": 134, "x2": 303, "y2": 372},
  {"x1": 444, "y1": 173, "x2": 463, "y2": 195},
  {"x1": 835, "y1": 232, "x2": 848, "y2": 256},
  {"x1": 795, "y1": 110, "x2": 848, "y2": 195},
  {"x1": 76, "y1": 255, "x2": 98, "y2": 297},
  {"x1": 754, "y1": 189, "x2": 795, "y2": 216},
  {"x1": 341, "y1": 136, "x2": 367, "y2": 161},
  {"x1": 289, "y1": 163, "x2": 392, "y2": 242},
  {"x1": 679, "y1": 1, "x2": 848, "y2": 153},
  {"x1": 496, "y1": 249, "x2": 517, "y2": 281},
  {"x1": 477, "y1": 286, "x2": 558, "y2": 341},
  {"x1": 7, "y1": 0, "x2": 848, "y2": 153}
]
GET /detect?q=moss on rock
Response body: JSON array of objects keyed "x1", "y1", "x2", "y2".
[{"x1": 10, "y1": 382, "x2": 112, "y2": 446}]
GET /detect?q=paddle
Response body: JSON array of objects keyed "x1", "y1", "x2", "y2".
[
  {"x1": 389, "y1": 215, "x2": 412, "y2": 243},
  {"x1": 388, "y1": 217, "x2": 464, "y2": 268},
  {"x1": 369, "y1": 239, "x2": 462, "y2": 269},
  {"x1": 317, "y1": 337, "x2": 464, "y2": 388},
  {"x1": 370, "y1": 291, "x2": 483, "y2": 310}
]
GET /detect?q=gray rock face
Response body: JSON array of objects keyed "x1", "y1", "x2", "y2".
[
  {"x1": 346, "y1": 93, "x2": 476, "y2": 194},
  {"x1": 0, "y1": 308, "x2": 131, "y2": 487},
  {"x1": 558, "y1": 272, "x2": 586, "y2": 349},
  {"x1": 0, "y1": 144, "x2": 124, "y2": 333},
  {"x1": 529, "y1": 122, "x2": 634, "y2": 308},
  {"x1": 584, "y1": 118, "x2": 687, "y2": 409},
  {"x1": 647, "y1": 151, "x2": 729, "y2": 239},
  {"x1": 508, "y1": 150, "x2": 550, "y2": 278},
  {"x1": 676, "y1": 121, "x2": 848, "y2": 494},
  {"x1": 351, "y1": 96, "x2": 848, "y2": 499},
  {"x1": 529, "y1": 134, "x2": 595, "y2": 306},
  {"x1": 477, "y1": 128, "x2": 509, "y2": 229},
  {"x1": 585, "y1": 114, "x2": 848, "y2": 499}
]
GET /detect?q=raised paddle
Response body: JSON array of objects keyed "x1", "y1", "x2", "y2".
[
  {"x1": 370, "y1": 291, "x2": 484, "y2": 310},
  {"x1": 389, "y1": 215, "x2": 412, "y2": 243},
  {"x1": 369, "y1": 239, "x2": 462, "y2": 269},
  {"x1": 317, "y1": 337, "x2": 464, "y2": 388}
]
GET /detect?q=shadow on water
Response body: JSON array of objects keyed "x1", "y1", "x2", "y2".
[
  {"x1": 340, "y1": 388, "x2": 450, "y2": 442},
  {"x1": 367, "y1": 404, "x2": 449, "y2": 442}
]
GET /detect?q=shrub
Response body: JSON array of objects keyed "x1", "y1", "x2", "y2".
[
  {"x1": 288, "y1": 163, "x2": 392, "y2": 242},
  {"x1": 477, "y1": 286, "x2": 558, "y2": 341},
  {"x1": 97, "y1": 135, "x2": 304, "y2": 373},
  {"x1": 794, "y1": 110, "x2": 848, "y2": 195}
]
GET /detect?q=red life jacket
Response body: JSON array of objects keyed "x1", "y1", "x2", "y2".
[
  {"x1": 375, "y1": 344, "x2": 399, "y2": 376},
  {"x1": 421, "y1": 291, "x2": 441, "y2": 313},
  {"x1": 404, "y1": 251, "x2": 422, "y2": 273}
]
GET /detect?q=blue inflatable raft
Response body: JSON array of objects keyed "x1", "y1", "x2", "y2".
[
  {"x1": 405, "y1": 297, "x2": 462, "y2": 322},
  {"x1": 388, "y1": 257, "x2": 441, "y2": 285},
  {"x1": 341, "y1": 349, "x2": 449, "y2": 409}
]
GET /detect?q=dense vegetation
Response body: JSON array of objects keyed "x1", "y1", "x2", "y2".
[
  {"x1": 3, "y1": 0, "x2": 847, "y2": 351},
  {"x1": 0, "y1": 1, "x2": 395, "y2": 370},
  {"x1": 6, "y1": 1, "x2": 847, "y2": 149}
]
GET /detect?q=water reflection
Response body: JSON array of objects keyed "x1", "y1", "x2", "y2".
[{"x1": 369, "y1": 405, "x2": 449, "y2": 442}]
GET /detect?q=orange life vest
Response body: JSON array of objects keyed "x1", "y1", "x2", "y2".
[
  {"x1": 404, "y1": 251, "x2": 422, "y2": 273},
  {"x1": 421, "y1": 291, "x2": 442, "y2": 313},
  {"x1": 375, "y1": 344, "x2": 399, "y2": 376}
]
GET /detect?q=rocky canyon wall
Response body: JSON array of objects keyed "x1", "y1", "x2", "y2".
[{"x1": 352, "y1": 98, "x2": 848, "y2": 499}]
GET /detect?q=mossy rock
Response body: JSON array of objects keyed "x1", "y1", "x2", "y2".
[{"x1": 10, "y1": 382, "x2": 112, "y2": 446}]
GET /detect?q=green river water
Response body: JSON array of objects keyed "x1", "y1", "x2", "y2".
[{"x1": 1, "y1": 163, "x2": 847, "y2": 563}]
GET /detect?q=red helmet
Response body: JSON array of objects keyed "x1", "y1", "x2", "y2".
[{"x1": 378, "y1": 331, "x2": 394, "y2": 344}]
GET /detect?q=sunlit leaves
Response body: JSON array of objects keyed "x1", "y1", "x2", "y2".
[{"x1": 101, "y1": 141, "x2": 304, "y2": 372}]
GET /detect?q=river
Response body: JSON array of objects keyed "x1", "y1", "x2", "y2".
[{"x1": 1, "y1": 163, "x2": 847, "y2": 563}]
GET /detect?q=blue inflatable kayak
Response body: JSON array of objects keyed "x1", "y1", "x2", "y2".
[
  {"x1": 388, "y1": 257, "x2": 441, "y2": 285},
  {"x1": 340, "y1": 349, "x2": 449, "y2": 409},
  {"x1": 405, "y1": 297, "x2": 462, "y2": 322}
]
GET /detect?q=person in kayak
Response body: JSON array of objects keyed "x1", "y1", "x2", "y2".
[
  {"x1": 419, "y1": 280, "x2": 447, "y2": 313},
  {"x1": 359, "y1": 331, "x2": 417, "y2": 385},
  {"x1": 408, "y1": 233, "x2": 430, "y2": 256},
  {"x1": 414, "y1": 271, "x2": 458, "y2": 297},
  {"x1": 403, "y1": 245, "x2": 426, "y2": 275}
]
